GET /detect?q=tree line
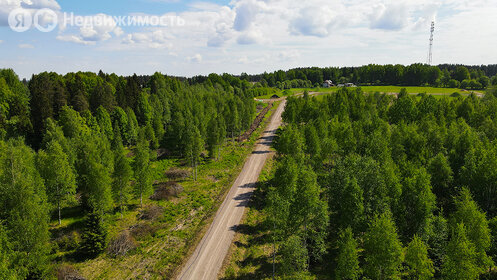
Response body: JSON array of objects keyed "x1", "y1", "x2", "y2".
[
  {"x1": 241, "y1": 64, "x2": 497, "y2": 90},
  {"x1": 266, "y1": 87, "x2": 497, "y2": 279},
  {"x1": 0, "y1": 69, "x2": 257, "y2": 278}
]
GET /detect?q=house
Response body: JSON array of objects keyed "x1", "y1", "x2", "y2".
[
  {"x1": 322, "y1": 80, "x2": 334, "y2": 88},
  {"x1": 337, "y1": 83, "x2": 356, "y2": 88}
]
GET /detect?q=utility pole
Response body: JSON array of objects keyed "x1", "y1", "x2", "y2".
[{"x1": 427, "y1": 21, "x2": 435, "y2": 65}]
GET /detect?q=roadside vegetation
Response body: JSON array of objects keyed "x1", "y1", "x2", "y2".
[
  {"x1": 1, "y1": 63, "x2": 497, "y2": 279},
  {"x1": 0, "y1": 69, "x2": 272, "y2": 279},
  {"x1": 224, "y1": 87, "x2": 497, "y2": 279}
]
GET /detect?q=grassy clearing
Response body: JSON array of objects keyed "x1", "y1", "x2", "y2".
[
  {"x1": 288, "y1": 86, "x2": 480, "y2": 96},
  {"x1": 50, "y1": 103, "x2": 280, "y2": 279},
  {"x1": 256, "y1": 89, "x2": 293, "y2": 100},
  {"x1": 359, "y1": 85, "x2": 468, "y2": 95},
  {"x1": 293, "y1": 86, "x2": 482, "y2": 102}
]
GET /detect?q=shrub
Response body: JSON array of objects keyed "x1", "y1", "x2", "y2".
[
  {"x1": 57, "y1": 231, "x2": 81, "y2": 251},
  {"x1": 130, "y1": 223, "x2": 157, "y2": 239},
  {"x1": 57, "y1": 265, "x2": 85, "y2": 280},
  {"x1": 448, "y1": 79, "x2": 461, "y2": 88},
  {"x1": 150, "y1": 182, "x2": 184, "y2": 201},
  {"x1": 107, "y1": 230, "x2": 137, "y2": 257},
  {"x1": 138, "y1": 205, "x2": 163, "y2": 220},
  {"x1": 165, "y1": 168, "x2": 190, "y2": 180},
  {"x1": 451, "y1": 92, "x2": 461, "y2": 98}
]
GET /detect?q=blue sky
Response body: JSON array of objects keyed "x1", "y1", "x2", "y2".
[{"x1": 1, "y1": 0, "x2": 497, "y2": 79}]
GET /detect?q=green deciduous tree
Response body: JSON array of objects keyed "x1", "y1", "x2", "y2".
[
  {"x1": 75, "y1": 135, "x2": 113, "y2": 214},
  {"x1": 206, "y1": 117, "x2": 224, "y2": 160},
  {"x1": 450, "y1": 187, "x2": 493, "y2": 271},
  {"x1": 95, "y1": 106, "x2": 114, "y2": 143},
  {"x1": 442, "y1": 223, "x2": 480, "y2": 280},
  {"x1": 136, "y1": 91, "x2": 152, "y2": 125},
  {"x1": 0, "y1": 139, "x2": 50, "y2": 277},
  {"x1": 112, "y1": 133, "x2": 132, "y2": 218},
  {"x1": 404, "y1": 235, "x2": 434, "y2": 280},
  {"x1": 111, "y1": 106, "x2": 128, "y2": 146},
  {"x1": 276, "y1": 125, "x2": 305, "y2": 159},
  {"x1": 280, "y1": 235, "x2": 308, "y2": 276},
  {"x1": 334, "y1": 176, "x2": 364, "y2": 234},
  {"x1": 133, "y1": 129, "x2": 152, "y2": 207},
  {"x1": 0, "y1": 223, "x2": 20, "y2": 279},
  {"x1": 125, "y1": 107, "x2": 139, "y2": 146},
  {"x1": 37, "y1": 140, "x2": 77, "y2": 225},
  {"x1": 335, "y1": 227, "x2": 361, "y2": 280},
  {"x1": 398, "y1": 167, "x2": 436, "y2": 241},
  {"x1": 364, "y1": 212, "x2": 403, "y2": 280},
  {"x1": 427, "y1": 153, "x2": 453, "y2": 212},
  {"x1": 290, "y1": 166, "x2": 328, "y2": 261},
  {"x1": 184, "y1": 124, "x2": 204, "y2": 181},
  {"x1": 454, "y1": 66, "x2": 471, "y2": 82}
]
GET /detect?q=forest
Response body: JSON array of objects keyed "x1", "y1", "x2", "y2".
[
  {"x1": 0, "y1": 69, "x2": 257, "y2": 278},
  {"x1": 259, "y1": 87, "x2": 497, "y2": 279},
  {"x1": 2, "y1": 63, "x2": 497, "y2": 279},
  {"x1": 242, "y1": 64, "x2": 497, "y2": 90}
]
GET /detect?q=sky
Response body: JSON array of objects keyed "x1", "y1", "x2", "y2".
[{"x1": 0, "y1": 0, "x2": 496, "y2": 79}]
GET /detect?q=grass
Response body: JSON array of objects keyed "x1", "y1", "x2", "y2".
[
  {"x1": 287, "y1": 86, "x2": 483, "y2": 96},
  {"x1": 50, "y1": 103, "x2": 281, "y2": 279},
  {"x1": 219, "y1": 156, "x2": 276, "y2": 280},
  {"x1": 359, "y1": 85, "x2": 473, "y2": 95},
  {"x1": 256, "y1": 89, "x2": 293, "y2": 100},
  {"x1": 286, "y1": 86, "x2": 484, "y2": 102}
]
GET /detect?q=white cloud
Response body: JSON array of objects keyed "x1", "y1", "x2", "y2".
[
  {"x1": 56, "y1": 34, "x2": 95, "y2": 45},
  {"x1": 121, "y1": 29, "x2": 173, "y2": 49},
  {"x1": 0, "y1": 0, "x2": 61, "y2": 26},
  {"x1": 4, "y1": 0, "x2": 497, "y2": 79},
  {"x1": 187, "y1": 53, "x2": 202, "y2": 63},
  {"x1": 370, "y1": 3, "x2": 409, "y2": 30},
  {"x1": 0, "y1": 40, "x2": 3, "y2": 44},
  {"x1": 289, "y1": 6, "x2": 338, "y2": 37},
  {"x1": 113, "y1": 27, "x2": 124, "y2": 37},
  {"x1": 18, "y1": 43, "x2": 34, "y2": 48},
  {"x1": 233, "y1": 0, "x2": 266, "y2": 31},
  {"x1": 238, "y1": 55, "x2": 249, "y2": 64},
  {"x1": 411, "y1": 3, "x2": 440, "y2": 31},
  {"x1": 21, "y1": 0, "x2": 60, "y2": 10},
  {"x1": 278, "y1": 49, "x2": 300, "y2": 61},
  {"x1": 237, "y1": 29, "x2": 263, "y2": 44},
  {"x1": 57, "y1": 13, "x2": 122, "y2": 44}
]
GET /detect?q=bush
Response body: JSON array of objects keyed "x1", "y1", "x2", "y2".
[
  {"x1": 130, "y1": 223, "x2": 157, "y2": 239},
  {"x1": 448, "y1": 79, "x2": 460, "y2": 88},
  {"x1": 56, "y1": 231, "x2": 81, "y2": 251},
  {"x1": 150, "y1": 182, "x2": 184, "y2": 201},
  {"x1": 57, "y1": 265, "x2": 85, "y2": 280},
  {"x1": 165, "y1": 168, "x2": 190, "y2": 180},
  {"x1": 451, "y1": 92, "x2": 461, "y2": 97},
  {"x1": 107, "y1": 230, "x2": 137, "y2": 257},
  {"x1": 138, "y1": 205, "x2": 163, "y2": 220}
]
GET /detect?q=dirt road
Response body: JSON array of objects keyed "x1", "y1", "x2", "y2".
[{"x1": 176, "y1": 101, "x2": 286, "y2": 280}]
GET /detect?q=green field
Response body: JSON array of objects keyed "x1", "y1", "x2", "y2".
[
  {"x1": 257, "y1": 86, "x2": 480, "y2": 100},
  {"x1": 256, "y1": 86, "x2": 486, "y2": 102},
  {"x1": 294, "y1": 86, "x2": 478, "y2": 95}
]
